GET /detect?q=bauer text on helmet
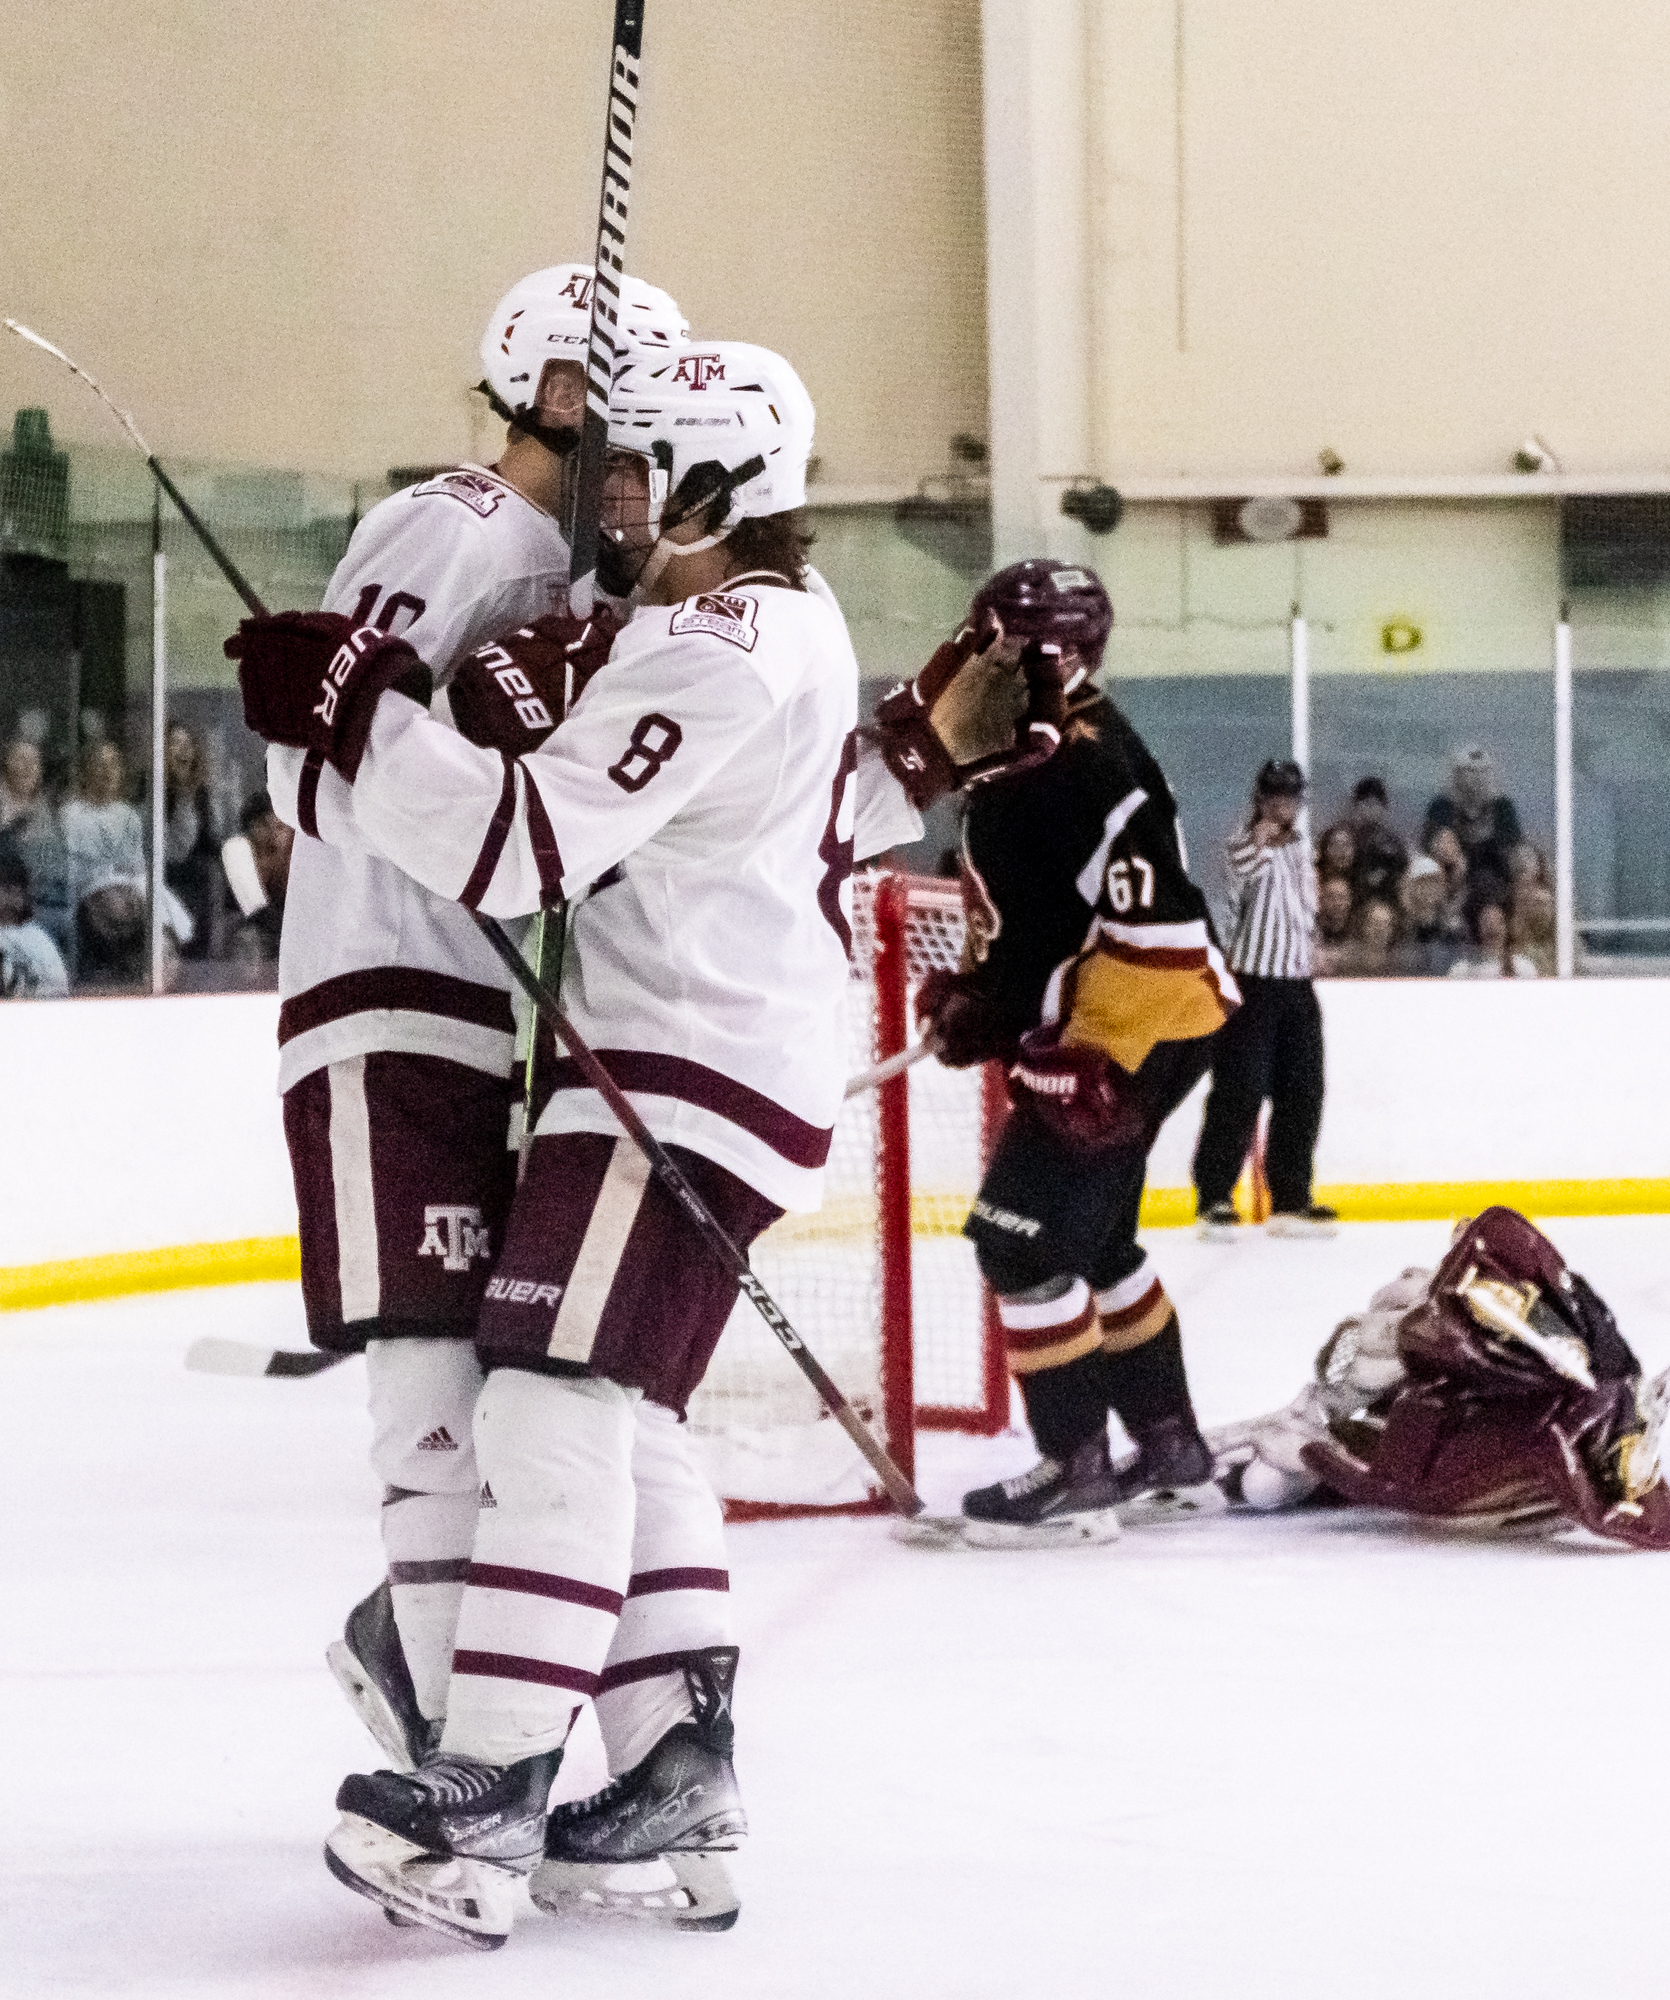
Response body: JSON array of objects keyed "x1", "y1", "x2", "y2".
[{"x1": 599, "y1": 341, "x2": 815, "y2": 597}]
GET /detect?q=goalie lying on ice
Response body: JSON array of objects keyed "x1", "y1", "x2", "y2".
[{"x1": 1208, "y1": 1205, "x2": 1670, "y2": 1549}]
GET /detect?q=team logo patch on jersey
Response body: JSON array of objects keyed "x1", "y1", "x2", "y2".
[
  {"x1": 670, "y1": 592, "x2": 759, "y2": 651},
  {"x1": 412, "y1": 469, "x2": 505, "y2": 518}
]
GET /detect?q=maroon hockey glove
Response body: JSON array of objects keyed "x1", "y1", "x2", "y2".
[
  {"x1": 227, "y1": 612, "x2": 432, "y2": 781},
  {"x1": 914, "y1": 967, "x2": 1019, "y2": 1069},
  {"x1": 448, "y1": 605, "x2": 622, "y2": 755},
  {"x1": 869, "y1": 627, "x2": 987, "y2": 810},
  {"x1": 1006, "y1": 1025, "x2": 1147, "y2": 1153}
]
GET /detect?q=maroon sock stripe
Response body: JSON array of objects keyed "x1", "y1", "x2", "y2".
[
  {"x1": 452, "y1": 1649, "x2": 599, "y2": 1695},
  {"x1": 466, "y1": 1562, "x2": 624, "y2": 1615},
  {"x1": 389, "y1": 1557, "x2": 471, "y2": 1586},
  {"x1": 297, "y1": 750, "x2": 323, "y2": 840},
  {"x1": 626, "y1": 1567, "x2": 730, "y2": 1598},
  {"x1": 597, "y1": 1650, "x2": 697, "y2": 1694},
  {"x1": 459, "y1": 755, "x2": 518, "y2": 911},
  {"x1": 522, "y1": 769, "x2": 565, "y2": 908}
]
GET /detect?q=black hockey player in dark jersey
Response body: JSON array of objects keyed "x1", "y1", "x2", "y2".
[{"x1": 873, "y1": 559, "x2": 1239, "y2": 1545}]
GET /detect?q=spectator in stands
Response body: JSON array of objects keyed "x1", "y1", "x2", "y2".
[
  {"x1": 1313, "y1": 874, "x2": 1355, "y2": 974},
  {"x1": 1448, "y1": 890, "x2": 1537, "y2": 979},
  {"x1": 1346, "y1": 776, "x2": 1408, "y2": 904},
  {"x1": 162, "y1": 722, "x2": 220, "y2": 959},
  {"x1": 1391, "y1": 855, "x2": 1459, "y2": 975},
  {"x1": 1316, "y1": 821, "x2": 1356, "y2": 883},
  {"x1": 1424, "y1": 823, "x2": 1470, "y2": 935},
  {"x1": 1343, "y1": 896, "x2": 1399, "y2": 977},
  {"x1": 1424, "y1": 746, "x2": 1522, "y2": 895},
  {"x1": 61, "y1": 740, "x2": 146, "y2": 921},
  {"x1": 1510, "y1": 879, "x2": 1558, "y2": 977},
  {"x1": 74, "y1": 869, "x2": 150, "y2": 991},
  {"x1": 0, "y1": 734, "x2": 70, "y2": 951},
  {"x1": 223, "y1": 789, "x2": 291, "y2": 977},
  {"x1": 0, "y1": 835, "x2": 68, "y2": 998}
]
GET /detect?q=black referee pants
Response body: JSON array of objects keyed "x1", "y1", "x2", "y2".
[{"x1": 1192, "y1": 975, "x2": 1325, "y2": 1215}]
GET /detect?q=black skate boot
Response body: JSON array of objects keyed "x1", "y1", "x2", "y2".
[
  {"x1": 1107, "y1": 1413, "x2": 1226, "y2": 1525},
  {"x1": 529, "y1": 1647, "x2": 746, "y2": 1933},
  {"x1": 324, "y1": 1747, "x2": 562, "y2": 1949},
  {"x1": 960, "y1": 1434, "x2": 1125, "y2": 1548},
  {"x1": 325, "y1": 1580, "x2": 440, "y2": 1773}
]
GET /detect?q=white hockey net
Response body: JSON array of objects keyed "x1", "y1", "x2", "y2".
[{"x1": 687, "y1": 872, "x2": 1001, "y2": 1515}]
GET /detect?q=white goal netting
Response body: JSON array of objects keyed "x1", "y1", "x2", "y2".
[{"x1": 687, "y1": 873, "x2": 1000, "y2": 1514}]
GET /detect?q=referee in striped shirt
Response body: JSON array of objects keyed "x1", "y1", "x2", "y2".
[{"x1": 1193, "y1": 759, "x2": 1337, "y2": 1239}]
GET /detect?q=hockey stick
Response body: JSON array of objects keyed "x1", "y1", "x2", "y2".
[
  {"x1": 844, "y1": 1038, "x2": 934, "y2": 1100},
  {"x1": 185, "y1": 1336, "x2": 347, "y2": 1379},
  {"x1": 468, "y1": 912, "x2": 924, "y2": 1515},
  {"x1": 4, "y1": 320, "x2": 265, "y2": 616},
  {"x1": 566, "y1": 0, "x2": 645, "y2": 617}
]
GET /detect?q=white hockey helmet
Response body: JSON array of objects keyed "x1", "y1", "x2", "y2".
[
  {"x1": 609, "y1": 340, "x2": 814, "y2": 526},
  {"x1": 477, "y1": 265, "x2": 687, "y2": 424}
]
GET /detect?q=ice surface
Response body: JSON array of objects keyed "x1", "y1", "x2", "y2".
[{"x1": 3, "y1": 1217, "x2": 1668, "y2": 1999}]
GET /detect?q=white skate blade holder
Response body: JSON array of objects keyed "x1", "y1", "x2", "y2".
[
  {"x1": 324, "y1": 1641, "x2": 418, "y2": 1774},
  {"x1": 324, "y1": 1813, "x2": 517, "y2": 1950},
  {"x1": 893, "y1": 1508, "x2": 1124, "y2": 1550},
  {"x1": 530, "y1": 1850, "x2": 740, "y2": 1932}
]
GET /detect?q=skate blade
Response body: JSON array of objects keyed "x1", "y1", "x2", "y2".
[
  {"x1": 1195, "y1": 1224, "x2": 1246, "y2": 1244},
  {"x1": 324, "y1": 1813, "x2": 514, "y2": 1950},
  {"x1": 1265, "y1": 1216, "x2": 1339, "y2": 1240},
  {"x1": 325, "y1": 1641, "x2": 419, "y2": 1773},
  {"x1": 1117, "y1": 1480, "x2": 1229, "y2": 1528},
  {"x1": 960, "y1": 1508, "x2": 1123, "y2": 1550},
  {"x1": 529, "y1": 1849, "x2": 739, "y2": 1932},
  {"x1": 891, "y1": 1512, "x2": 970, "y2": 1549}
]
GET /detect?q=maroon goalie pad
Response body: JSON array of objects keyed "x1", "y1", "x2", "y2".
[{"x1": 1304, "y1": 1207, "x2": 1670, "y2": 1549}]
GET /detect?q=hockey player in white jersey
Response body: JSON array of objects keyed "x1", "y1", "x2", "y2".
[
  {"x1": 237, "y1": 338, "x2": 858, "y2": 1947},
  {"x1": 251, "y1": 266, "x2": 686, "y2": 1775}
]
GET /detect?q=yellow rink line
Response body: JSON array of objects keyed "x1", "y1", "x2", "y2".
[{"x1": 3, "y1": 1178, "x2": 1667, "y2": 1313}]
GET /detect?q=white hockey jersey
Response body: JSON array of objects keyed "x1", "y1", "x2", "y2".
[
  {"x1": 349, "y1": 579, "x2": 860, "y2": 1211},
  {"x1": 267, "y1": 467, "x2": 568, "y2": 1094}
]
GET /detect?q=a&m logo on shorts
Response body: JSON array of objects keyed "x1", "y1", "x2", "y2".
[{"x1": 418, "y1": 1205, "x2": 491, "y2": 1272}]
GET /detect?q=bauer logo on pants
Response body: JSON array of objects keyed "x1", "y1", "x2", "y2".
[{"x1": 418, "y1": 1205, "x2": 492, "y2": 1271}]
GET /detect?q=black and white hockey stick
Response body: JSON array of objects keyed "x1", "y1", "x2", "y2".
[
  {"x1": 469, "y1": 914, "x2": 926, "y2": 1517},
  {"x1": 565, "y1": 0, "x2": 645, "y2": 616}
]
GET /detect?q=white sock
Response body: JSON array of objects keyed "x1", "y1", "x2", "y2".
[
  {"x1": 596, "y1": 1400, "x2": 733, "y2": 1776},
  {"x1": 366, "y1": 1338, "x2": 483, "y2": 1721},
  {"x1": 442, "y1": 1370, "x2": 639, "y2": 1766}
]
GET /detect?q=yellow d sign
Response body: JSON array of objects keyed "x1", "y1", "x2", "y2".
[{"x1": 1382, "y1": 619, "x2": 1422, "y2": 654}]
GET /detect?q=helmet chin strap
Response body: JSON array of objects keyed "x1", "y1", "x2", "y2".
[{"x1": 631, "y1": 520, "x2": 735, "y2": 604}]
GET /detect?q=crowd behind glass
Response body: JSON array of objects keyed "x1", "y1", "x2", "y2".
[
  {"x1": 0, "y1": 717, "x2": 290, "y2": 998},
  {"x1": 0, "y1": 690, "x2": 1559, "y2": 1001}
]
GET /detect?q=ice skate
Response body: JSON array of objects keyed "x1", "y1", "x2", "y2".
[
  {"x1": 324, "y1": 1747, "x2": 561, "y2": 1949},
  {"x1": 325, "y1": 1580, "x2": 439, "y2": 1773},
  {"x1": 529, "y1": 1648, "x2": 746, "y2": 1933},
  {"x1": 959, "y1": 1435, "x2": 1125, "y2": 1548},
  {"x1": 1108, "y1": 1415, "x2": 1227, "y2": 1525},
  {"x1": 1266, "y1": 1203, "x2": 1340, "y2": 1240},
  {"x1": 1196, "y1": 1200, "x2": 1244, "y2": 1243}
]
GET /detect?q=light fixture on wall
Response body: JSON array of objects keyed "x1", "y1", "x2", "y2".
[
  {"x1": 1059, "y1": 482, "x2": 1124, "y2": 535},
  {"x1": 1513, "y1": 434, "x2": 1562, "y2": 474},
  {"x1": 1317, "y1": 447, "x2": 1345, "y2": 475},
  {"x1": 1212, "y1": 497, "x2": 1329, "y2": 545}
]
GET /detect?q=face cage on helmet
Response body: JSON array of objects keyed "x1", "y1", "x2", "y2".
[{"x1": 597, "y1": 445, "x2": 768, "y2": 601}]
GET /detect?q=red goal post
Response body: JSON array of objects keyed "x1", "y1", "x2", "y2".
[{"x1": 686, "y1": 871, "x2": 1009, "y2": 1519}]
